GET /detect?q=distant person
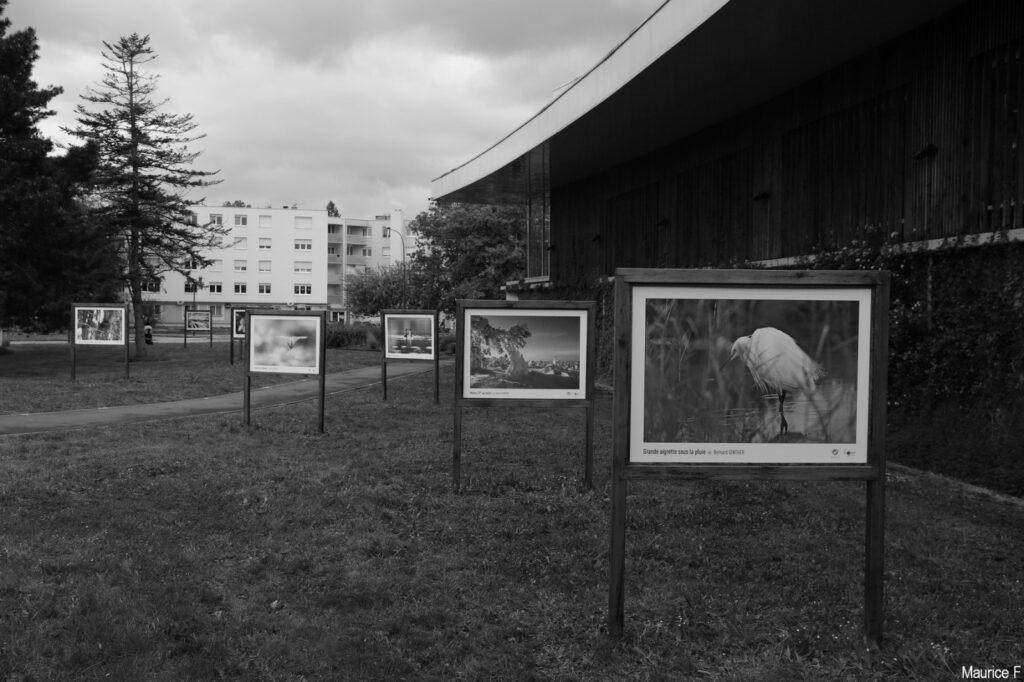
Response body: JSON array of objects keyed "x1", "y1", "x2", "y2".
[{"x1": 144, "y1": 318, "x2": 153, "y2": 345}]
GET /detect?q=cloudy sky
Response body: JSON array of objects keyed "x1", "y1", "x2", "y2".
[{"x1": 8, "y1": 0, "x2": 665, "y2": 220}]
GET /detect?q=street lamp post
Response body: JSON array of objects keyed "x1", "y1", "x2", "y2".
[{"x1": 386, "y1": 227, "x2": 407, "y2": 308}]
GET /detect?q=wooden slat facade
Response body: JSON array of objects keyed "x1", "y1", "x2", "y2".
[{"x1": 549, "y1": 0, "x2": 1024, "y2": 281}]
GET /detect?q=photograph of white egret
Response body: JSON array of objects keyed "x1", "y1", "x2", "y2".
[
  {"x1": 629, "y1": 286, "x2": 871, "y2": 464},
  {"x1": 185, "y1": 310, "x2": 212, "y2": 331},
  {"x1": 73, "y1": 306, "x2": 125, "y2": 346},
  {"x1": 384, "y1": 313, "x2": 435, "y2": 360},
  {"x1": 463, "y1": 309, "x2": 587, "y2": 400},
  {"x1": 248, "y1": 315, "x2": 320, "y2": 375}
]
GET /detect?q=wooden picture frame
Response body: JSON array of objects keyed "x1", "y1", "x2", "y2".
[
  {"x1": 608, "y1": 268, "x2": 890, "y2": 648},
  {"x1": 453, "y1": 300, "x2": 597, "y2": 490}
]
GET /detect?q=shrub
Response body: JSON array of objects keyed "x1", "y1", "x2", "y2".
[
  {"x1": 325, "y1": 322, "x2": 381, "y2": 350},
  {"x1": 437, "y1": 333, "x2": 457, "y2": 355}
]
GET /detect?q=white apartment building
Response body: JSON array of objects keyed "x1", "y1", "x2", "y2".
[{"x1": 141, "y1": 205, "x2": 410, "y2": 325}]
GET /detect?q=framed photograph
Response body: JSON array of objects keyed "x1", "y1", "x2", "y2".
[
  {"x1": 73, "y1": 305, "x2": 126, "y2": 346},
  {"x1": 461, "y1": 305, "x2": 588, "y2": 400},
  {"x1": 248, "y1": 313, "x2": 321, "y2": 374},
  {"x1": 383, "y1": 312, "x2": 436, "y2": 360},
  {"x1": 628, "y1": 280, "x2": 873, "y2": 464},
  {"x1": 231, "y1": 308, "x2": 246, "y2": 339},
  {"x1": 185, "y1": 310, "x2": 212, "y2": 331}
]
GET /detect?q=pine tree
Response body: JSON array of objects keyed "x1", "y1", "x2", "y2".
[{"x1": 65, "y1": 33, "x2": 224, "y2": 353}]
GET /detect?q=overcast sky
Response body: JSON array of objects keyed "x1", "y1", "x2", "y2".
[{"x1": 9, "y1": 0, "x2": 665, "y2": 220}]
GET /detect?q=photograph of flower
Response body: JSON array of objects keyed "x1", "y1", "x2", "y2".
[
  {"x1": 73, "y1": 306, "x2": 125, "y2": 346},
  {"x1": 384, "y1": 313, "x2": 435, "y2": 360},
  {"x1": 249, "y1": 314, "x2": 320, "y2": 374},
  {"x1": 629, "y1": 285, "x2": 871, "y2": 464},
  {"x1": 462, "y1": 308, "x2": 587, "y2": 399}
]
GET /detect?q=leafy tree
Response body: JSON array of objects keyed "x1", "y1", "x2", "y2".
[
  {"x1": 0, "y1": 0, "x2": 119, "y2": 330},
  {"x1": 345, "y1": 264, "x2": 413, "y2": 315},
  {"x1": 222, "y1": 199, "x2": 248, "y2": 207},
  {"x1": 326, "y1": 200, "x2": 340, "y2": 217},
  {"x1": 408, "y1": 202, "x2": 526, "y2": 313},
  {"x1": 64, "y1": 33, "x2": 224, "y2": 354}
]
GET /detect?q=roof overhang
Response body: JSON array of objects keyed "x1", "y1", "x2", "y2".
[{"x1": 431, "y1": 0, "x2": 964, "y2": 205}]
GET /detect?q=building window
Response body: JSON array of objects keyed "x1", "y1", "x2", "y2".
[
  {"x1": 258, "y1": 260, "x2": 271, "y2": 272},
  {"x1": 382, "y1": 247, "x2": 391, "y2": 258},
  {"x1": 259, "y1": 214, "x2": 272, "y2": 228},
  {"x1": 258, "y1": 283, "x2": 271, "y2": 295},
  {"x1": 234, "y1": 282, "x2": 247, "y2": 294},
  {"x1": 348, "y1": 225, "x2": 369, "y2": 237},
  {"x1": 259, "y1": 238, "x2": 272, "y2": 249},
  {"x1": 208, "y1": 282, "x2": 223, "y2": 294},
  {"x1": 294, "y1": 284, "x2": 312, "y2": 295},
  {"x1": 235, "y1": 214, "x2": 248, "y2": 227},
  {"x1": 294, "y1": 261, "x2": 312, "y2": 273},
  {"x1": 209, "y1": 259, "x2": 223, "y2": 272},
  {"x1": 235, "y1": 237, "x2": 248, "y2": 250},
  {"x1": 294, "y1": 239, "x2": 312, "y2": 250},
  {"x1": 210, "y1": 304, "x2": 224, "y2": 318},
  {"x1": 142, "y1": 278, "x2": 161, "y2": 293},
  {"x1": 234, "y1": 260, "x2": 247, "y2": 272},
  {"x1": 328, "y1": 245, "x2": 338, "y2": 256},
  {"x1": 184, "y1": 280, "x2": 197, "y2": 293},
  {"x1": 210, "y1": 214, "x2": 223, "y2": 226},
  {"x1": 294, "y1": 216, "x2": 313, "y2": 229}
]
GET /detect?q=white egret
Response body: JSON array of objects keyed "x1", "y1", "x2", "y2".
[{"x1": 728, "y1": 327, "x2": 824, "y2": 435}]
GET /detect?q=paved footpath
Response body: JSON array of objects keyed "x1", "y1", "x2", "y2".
[{"x1": 0, "y1": 362, "x2": 446, "y2": 436}]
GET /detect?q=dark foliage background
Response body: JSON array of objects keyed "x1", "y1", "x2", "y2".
[{"x1": 519, "y1": 232, "x2": 1024, "y2": 496}]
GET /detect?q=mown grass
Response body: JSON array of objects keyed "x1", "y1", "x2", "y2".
[
  {"x1": 0, "y1": 361, "x2": 1021, "y2": 680},
  {"x1": 0, "y1": 343, "x2": 381, "y2": 414}
]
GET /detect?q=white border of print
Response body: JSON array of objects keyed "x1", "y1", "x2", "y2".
[
  {"x1": 248, "y1": 314, "x2": 321, "y2": 375},
  {"x1": 383, "y1": 313, "x2": 436, "y2": 360},
  {"x1": 185, "y1": 310, "x2": 212, "y2": 331},
  {"x1": 462, "y1": 307, "x2": 588, "y2": 400},
  {"x1": 629, "y1": 285, "x2": 871, "y2": 465},
  {"x1": 73, "y1": 305, "x2": 126, "y2": 346},
  {"x1": 231, "y1": 308, "x2": 246, "y2": 339}
]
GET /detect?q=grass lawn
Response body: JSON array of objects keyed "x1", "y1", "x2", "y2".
[
  {"x1": 0, "y1": 342, "x2": 381, "y2": 414},
  {"x1": 0, "y1": 348, "x2": 1021, "y2": 680}
]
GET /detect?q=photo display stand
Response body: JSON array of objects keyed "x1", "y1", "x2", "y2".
[
  {"x1": 244, "y1": 309, "x2": 327, "y2": 432},
  {"x1": 608, "y1": 268, "x2": 890, "y2": 649},
  {"x1": 184, "y1": 308, "x2": 214, "y2": 347},
  {"x1": 453, "y1": 300, "x2": 596, "y2": 492},
  {"x1": 229, "y1": 307, "x2": 246, "y2": 365},
  {"x1": 380, "y1": 309, "x2": 440, "y2": 403},
  {"x1": 70, "y1": 303, "x2": 130, "y2": 381}
]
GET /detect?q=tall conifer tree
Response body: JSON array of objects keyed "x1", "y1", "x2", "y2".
[{"x1": 65, "y1": 33, "x2": 224, "y2": 353}]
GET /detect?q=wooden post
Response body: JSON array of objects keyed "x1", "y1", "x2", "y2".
[
  {"x1": 318, "y1": 311, "x2": 326, "y2": 433},
  {"x1": 452, "y1": 403, "x2": 463, "y2": 493},
  {"x1": 608, "y1": 273, "x2": 631, "y2": 636},
  {"x1": 243, "y1": 312, "x2": 251, "y2": 426},
  {"x1": 608, "y1": 476, "x2": 627, "y2": 637},
  {"x1": 434, "y1": 336, "x2": 440, "y2": 404},
  {"x1": 864, "y1": 271, "x2": 890, "y2": 648},
  {"x1": 124, "y1": 319, "x2": 130, "y2": 379}
]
